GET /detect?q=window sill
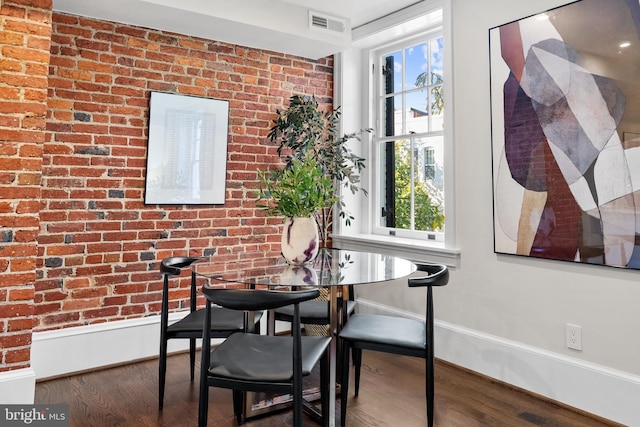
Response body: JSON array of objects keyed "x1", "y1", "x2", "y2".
[{"x1": 331, "y1": 233, "x2": 460, "y2": 267}]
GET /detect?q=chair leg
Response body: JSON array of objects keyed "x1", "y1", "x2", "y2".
[
  {"x1": 293, "y1": 383, "x2": 303, "y2": 427},
  {"x1": 189, "y1": 338, "x2": 196, "y2": 381},
  {"x1": 320, "y1": 348, "x2": 330, "y2": 427},
  {"x1": 292, "y1": 398, "x2": 303, "y2": 426},
  {"x1": 198, "y1": 341, "x2": 209, "y2": 427},
  {"x1": 197, "y1": 380, "x2": 208, "y2": 427},
  {"x1": 426, "y1": 285, "x2": 435, "y2": 427},
  {"x1": 232, "y1": 390, "x2": 244, "y2": 425},
  {"x1": 340, "y1": 341, "x2": 351, "y2": 427},
  {"x1": 158, "y1": 338, "x2": 167, "y2": 410},
  {"x1": 352, "y1": 347, "x2": 362, "y2": 396},
  {"x1": 199, "y1": 299, "x2": 212, "y2": 427},
  {"x1": 426, "y1": 355, "x2": 434, "y2": 427}
]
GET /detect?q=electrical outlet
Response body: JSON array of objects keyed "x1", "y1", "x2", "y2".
[{"x1": 566, "y1": 323, "x2": 582, "y2": 351}]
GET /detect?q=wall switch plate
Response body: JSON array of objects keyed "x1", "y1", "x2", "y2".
[{"x1": 566, "y1": 323, "x2": 582, "y2": 351}]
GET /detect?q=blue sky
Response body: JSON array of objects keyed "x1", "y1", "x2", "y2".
[{"x1": 389, "y1": 36, "x2": 443, "y2": 118}]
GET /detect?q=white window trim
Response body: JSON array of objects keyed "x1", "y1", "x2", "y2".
[
  {"x1": 332, "y1": 233, "x2": 459, "y2": 266},
  {"x1": 370, "y1": 32, "x2": 445, "y2": 241},
  {"x1": 333, "y1": 0, "x2": 459, "y2": 266}
]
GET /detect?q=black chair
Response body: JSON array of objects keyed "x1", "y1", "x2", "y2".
[
  {"x1": 198, "y1": 287, "x2": 332, "y2": 427},
  {"x1": 274, "y1": 286, "x2": 356, "y2": 334},
  {"x1": 338, "y1": 263, "x2": 449, "y2": 427},
  {"x1": 158, "y1": 256, "x2": 262, "y2": 410}
]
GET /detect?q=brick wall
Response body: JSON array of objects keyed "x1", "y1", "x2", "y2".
[
  {"x1": 34, "y1": 13, "x2": 333, "y2": 331},
  {"x1": 0, "y1": 0, "x2": 52, "y2": 372}
]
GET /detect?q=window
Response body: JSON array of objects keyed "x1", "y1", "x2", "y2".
[
  {"x1": 424, "y1": 147, "x2": 436, "y2": 181},
  {"x1": 373, "y1": 33, "x2": 445, "y2": 240},
  {"x1": 333, "y1": 0, "x2": 457, "y2": 264}
]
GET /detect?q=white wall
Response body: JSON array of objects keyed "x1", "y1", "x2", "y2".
[
  {"x1": 448, "y1": 0, "x2": 640, "y2": 377},
  {"x1": 338, "y1": 0, "x2": 640, "y2": 425},
  {"x1": 447, "y1": 4, "x2": 640, "y2": 423},
  {"x1": 16, "y1": 1, "x2": 640, "y2": 422}
]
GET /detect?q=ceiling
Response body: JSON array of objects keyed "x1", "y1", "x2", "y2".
[
  {"x1": 52, "y1": 0, "x2": 422, "y2": 59},
  {"x1": 276, "y1": 0, "x2": 421, "y2": 29}
]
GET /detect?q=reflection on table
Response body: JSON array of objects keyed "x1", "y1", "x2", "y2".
[{"x1": 192, "y1": 248, "x2": 416, "y2": 427}]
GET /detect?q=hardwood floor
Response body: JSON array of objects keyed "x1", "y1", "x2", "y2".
[{"x1": 35, "y1": 351, "x2": 621, "y2": 427}]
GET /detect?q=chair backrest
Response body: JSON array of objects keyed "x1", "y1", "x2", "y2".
[
  {"x1": 160, "y1": 256, "x2": 203, "y2": 321},
  {"x1": 408, "y1": 263, "x2": 449, "y2": 288},
  {"x1": 160, "y1": 256, "x2": 202, "y2": 277},
  {"x1": 202, "y1": 287, "x2": 321, "y2": 311}
]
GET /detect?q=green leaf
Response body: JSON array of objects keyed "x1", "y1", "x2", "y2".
[{"x1": 257, "y1": 94, "x2": 372, "y2": 242}]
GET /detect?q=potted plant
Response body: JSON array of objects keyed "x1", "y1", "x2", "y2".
[
  {"x1": 257, "y1": 153, "x2": 338, "y2": 264},
  {"x1": 263, "y1": 94, "x2": 369, "y2": 247}
]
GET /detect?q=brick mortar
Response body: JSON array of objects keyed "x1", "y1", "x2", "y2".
[
  {"x1": 0, "y1": 0, "x2": 52, "y2": 372},
  {"x1": 33, "y1": 13, "x2": 334, "y2": 332}
]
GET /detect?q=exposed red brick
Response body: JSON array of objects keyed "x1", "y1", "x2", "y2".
[
  {"x1": 8, "y1": 317, "x2": 37, "y2": 332},
  {"x1": 5, "y1": 348, "x2": 31, "y2": 364},
  {"x1": 0, "y1": 4, "x2": 333, "y2": 374}
]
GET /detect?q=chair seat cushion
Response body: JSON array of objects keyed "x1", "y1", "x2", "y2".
[
  {"x1": 209, "y1": 333, "x2": 331, "y2": 382},
  {"x1": 167, "y1": 307, "x2": 262, "y2": 334},
  {"x1": 274, "y1": 300, "x2": 356, "y2": 323},
  {"x1": 338, "y1": 313, "x2": 425, "y2": 350}
]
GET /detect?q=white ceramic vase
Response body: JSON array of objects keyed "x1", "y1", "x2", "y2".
[{"x1": 281, "y1": 216, "x2": 319, "y2": 265}]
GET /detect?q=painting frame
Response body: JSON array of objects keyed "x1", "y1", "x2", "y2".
[
  {"x1": 144, "y1": 92, "x2": 229, "y2": 205},
  {"x1": 489, "y1": 0, "x2": 640, "y2": 269}
]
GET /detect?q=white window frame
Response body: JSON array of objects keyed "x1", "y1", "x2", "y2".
[
  {"x1": 370, "y1": 32, "x2": 445, "y2": 242},
  {"x1": 332, "y1": 0, "x2": 459, "y2": 266}
]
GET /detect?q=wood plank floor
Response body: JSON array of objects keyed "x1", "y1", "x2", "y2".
[{"x1": 35, "y1": 351, "x2": 622, "y2": 427}]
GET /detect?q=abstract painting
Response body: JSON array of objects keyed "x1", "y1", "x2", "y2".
[{"x1": 489, "y1": 0, "x2": 640, "y2": 269}]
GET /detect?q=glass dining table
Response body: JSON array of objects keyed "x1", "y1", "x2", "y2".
[{"x1": 192, "y1": 248, "x2": 417, "y2": 427}]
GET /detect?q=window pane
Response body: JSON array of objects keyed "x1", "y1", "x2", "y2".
[
  {"x1": 430, "y1": 37, "x2": 444, "y2": 79},
  {"x1": 406, "y1": 89, "x2": 429, "y2": 134},
  {"x1": 430, "y1": 37, "x2": 444, "y2": 129},
  {"x1": 394, "y1": 139, "x2": 412, "y2": 231},
  {"x1": 430, "y1": 88, "x2": 444, "y2": 130},
  {"x1": 378, "y1": 140, "x2": 397, "y2": 228},
  {"x1": 384, "y1": 50, "x2": 402, "y2": 94},
  {"x1": 378, "y1": 136, "x2": 445, "y2": 232},
  {"x1": 380, "y1": 94, "x2": 404, "y2": 137},
  {"x1": 413, "y1": 136, "x2": 444, "y2": 231},
  {"x1": 405, "y1": 43, "x2": 428, "y2": 91}
]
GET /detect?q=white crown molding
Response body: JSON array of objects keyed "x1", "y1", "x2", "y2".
[{"x1": 52, "y1": 0, "x2": 351, "y2": 59}]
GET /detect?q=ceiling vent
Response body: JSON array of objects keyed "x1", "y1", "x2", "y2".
[{"x1": 309, "y1": 11, "x2": 347, "y2": 34}]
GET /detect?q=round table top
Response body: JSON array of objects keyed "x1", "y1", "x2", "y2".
[{"x1": 191, "y1": 248, "x2": 416, "y2": 288}]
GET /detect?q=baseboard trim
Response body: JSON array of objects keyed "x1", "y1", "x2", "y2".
[
  {"x1": 0, "y1": 367, "x2": 36, "y2": 404},
  {"x1": 31, "y1": 310, "x2": 284, "y2": 381},
  {"x1": 30, "y1": 302, "x2": 640, "y2": 425},
  {"x1": 31, "y1": 313, "x2": 192, "y2": 381},
  {"x1": 357, "y1": 298, "x2": 640, "y2": 427}
]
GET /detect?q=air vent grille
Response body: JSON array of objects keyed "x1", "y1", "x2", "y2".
[
  {"x1": 309, "y1": 11, "x2": 346, "y2": 33},
  {"x1": 312, "y1": 15, "x2": 328, "y2": 29}
]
